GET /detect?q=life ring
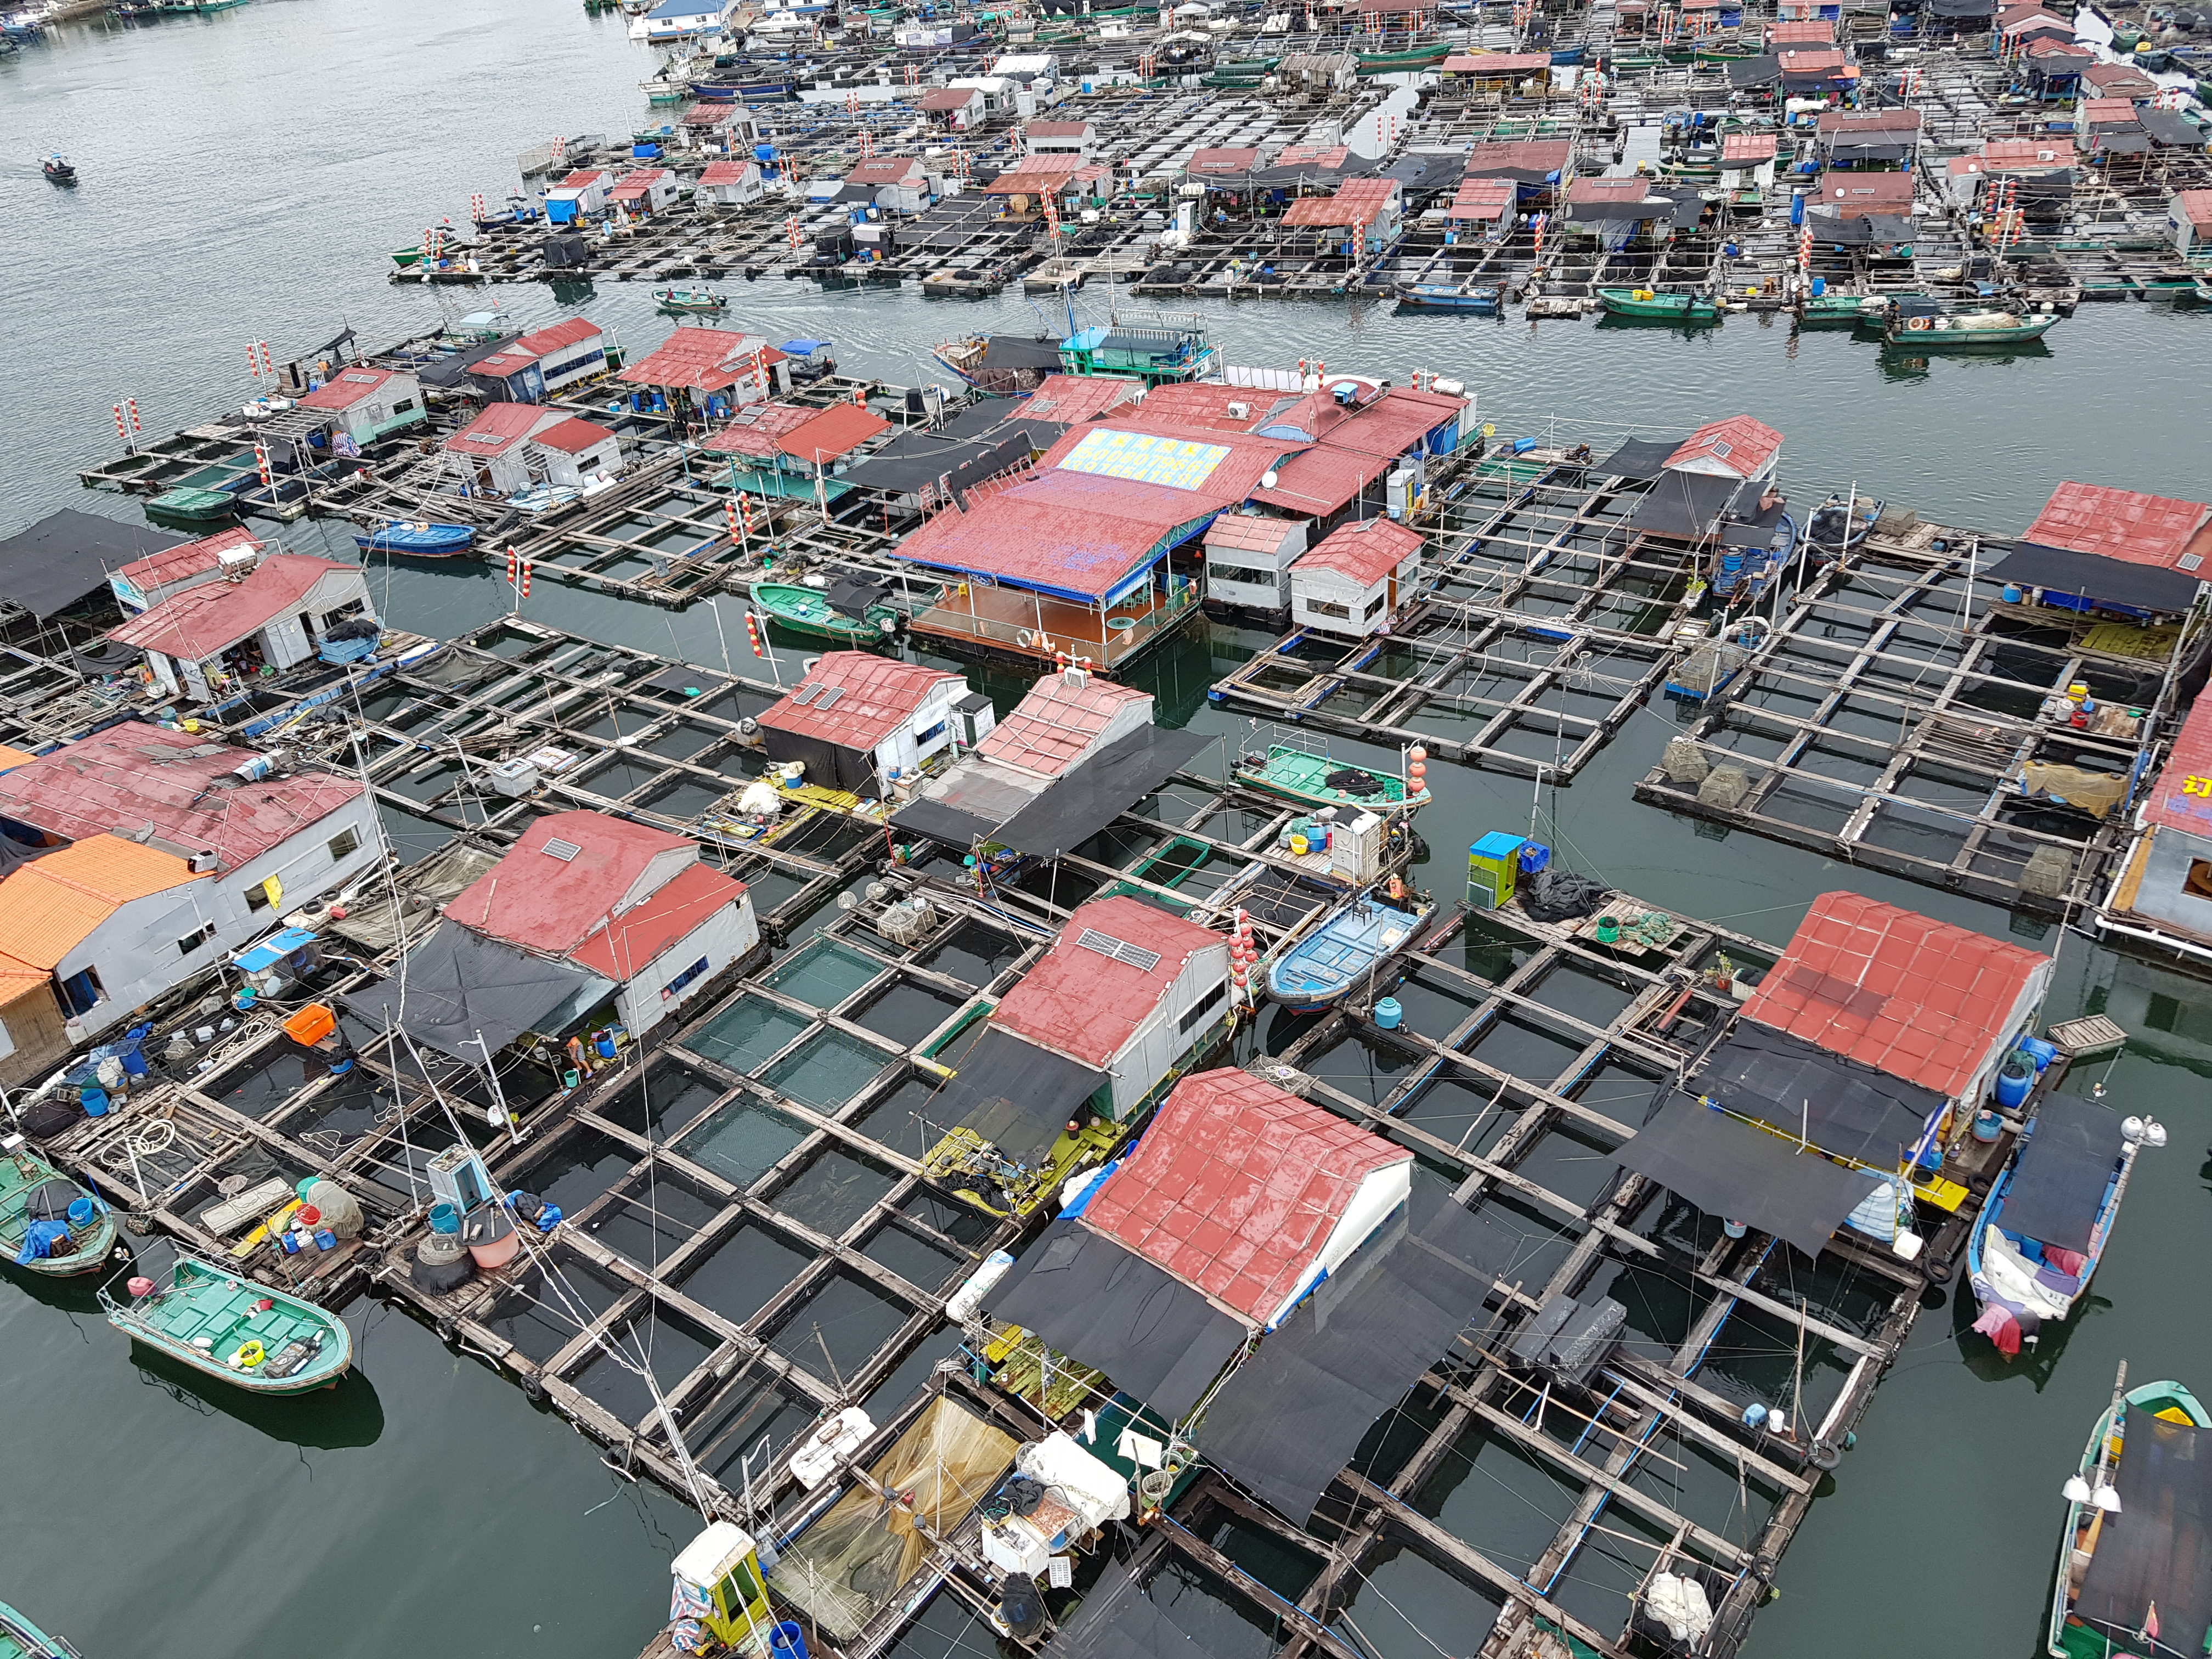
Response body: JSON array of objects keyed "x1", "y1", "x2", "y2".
[
  {"x1": 234, "y1": 1339, "x2": 267, "y2": 1369},
  {"x1": 1906, "y1": 315, "x2": 1930, "y2": 332},
  {"x1": 1018, "y1": 629, "x2": 1035, "y2": 648}
]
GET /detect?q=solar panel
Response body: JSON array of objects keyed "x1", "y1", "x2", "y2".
[
  {"x1": 814, "y1": 686, "x2": 845, "y2": 710},
  {"x1": 1076, "y1": 929, "x2": 1162, "y2": 972},
  {"x1": 1059, "y1": 427, "x2": 1231, "y2": 492},
  {"x1": 791, "y1": 682, "x2": 823, "y2": 704},
  {"x1": 543, "y1": 838, "x2": 582, "y2": 862}
]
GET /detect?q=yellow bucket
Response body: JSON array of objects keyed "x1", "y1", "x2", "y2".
[{"x1": 1289, "y1": 832, "x2": 1311, "y2": 857}]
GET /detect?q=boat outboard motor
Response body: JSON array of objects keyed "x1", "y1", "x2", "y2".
[{"x1": 998, "y1": 1574, "x2": 1048, "y2": 1641}]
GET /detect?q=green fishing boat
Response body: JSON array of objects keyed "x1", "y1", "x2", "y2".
[
  {"x1": 1356, "y1": 43, "x2": 1451, "y2": 70},
  {"x1": 101, "y1": 1255, "x2": 353, "y2": 1393},
  {"x1": 750, "y1": 581, "x2": 898, "y2": 642},
  {"x1": 653, "y1": 285, "x2": 729, "y2": 313},
  {"x1": 2047, "y1": 1365, "x2": 2212, "y2": 1659},
  {"x1": 0, "y1": 1600, "x2": 81, "y2": 1659},
  {"x1": 1233, "y1": 742, "x2": 1431, "y2": 815},
  {"x1": 391, "y1": 244, "x2": 424, "y2": 268},
  {"x1": 3, "y1": 1144, "x2": 116, "y2": 1278},
  {"x1": 1883, "y1": 309, "x2": 2059, "y2": 348},
  {"x1": 1799, "y1": 292, "x2": 1876, "y2": 325},
  {"x1": 145, "y1": 485, "x2": 241, "y2": 526},
  {"x1": 1596, "y1": 286, "x2": 1722, "y2": 323}
]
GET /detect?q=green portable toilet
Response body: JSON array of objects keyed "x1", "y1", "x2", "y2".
[{"x1": 1467, "y1": 832, "x2": 1528, "y2": 909}]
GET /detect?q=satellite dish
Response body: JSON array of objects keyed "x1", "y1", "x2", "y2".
[{"x1": 1261, "y1": 469, "x2": 1279, "y2": 489}]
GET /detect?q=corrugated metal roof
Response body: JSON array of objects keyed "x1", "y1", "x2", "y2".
[
  {"x1": 1723, "y1": 132, "x2": 1778, "y2": 163},
  {"x1": 1739, "y1": 891, "x2": 2047, "y2": 1101},
  {"x1": 1252, "y1": 445, "x2": 1393, "y2": 516},
  {"x1": 1442, "y1": 50, "x2": 1552, "y2": 71},
  {"x1": 698, "y1": 160, "x2": 758, "y2": 185},
  {"x1": 991, "y1": 896, "x2": 1220, "y2": 1066},
  {"x1": 847, "y1": 156, "x2": 926, "y2": 185},
  {"x1": 1187, "y1": 146, "x2": 1261, "y2": 174},
  {"x1": 703, "y1": 402, "x2": 816, "y2": 459},
  {"x1": 1295, "y1": 516, "x2": 1422, "y2": 587},
  {"x1": 2176, "y1": 189, "x2": 2212, "y2": 228},
  {"x1": 512, "y1": 317, "x2": 602, "y2": 358},
  {"x1": 975, "y1": 669, "x2": 1149, "y2": 778},
  {"x1": 444, "y1": 402, "x2": 547, "y2": 456},
  {"x1": 1462, "y1": 139, "x2": 1571, "y2": 177},
  {"x1": 297, "y1": 367, "x2": 405, "y2": 411},
  {"x1": 1205, "y1": 513, "x2": 1302, "y2": 555},
  {"x1": 1665, "y1": 415, "x2": 1784, "y2": 478},
  {"x1": 2146, "y1": 693, "x2": 2212, "y2": 839},
  {"x1": 619, "y1": 325, "x2": 780, "y2": 392},
  {"x1": 1082, "y1": 1067, "x2": 1409, "y2": 1325},
  {"x1": 1447, "y1": 177, "x2": 1517, "y2": 217},
  {"x1": 0, "y1": 722, "x2": 362, "y2": 870},
  {"x1": 118, "y1": 527, "x2": 259, "y2": 588},
  {"x1": 107, "y1": 553, "x2": 360, "y2": 660},
  {"x1": 1020, "y1": 373, "x2": 1141, "y2": 425},
  {"x1": 758, "y1": 650, "x2": 963, "y2": 753},
  {"x1": 0, "y1": 834, "x2": 202, "y2": 971},
  {"x1": 778, "y1": 402, "x2": 889, "y2": 465},
  {"x1": 447, "y1": 810, "x2": 695, "y2": 957},
  {"x1": 1818, "y1": 107, "x2": 1919, "y2": 131},
  {"x1": 567, "y1": 859, "x2": 747, "y2": 980},
  {"x1": 2024, "y1": 481, "x2": 2212, "y2": 569},
  {"x1": 533, "y1": 417, "x2": 619, "y2": 455}
]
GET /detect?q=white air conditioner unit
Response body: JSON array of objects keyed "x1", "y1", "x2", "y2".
[{"x1": 1227, "y1": 401, "x2": 1248, "y2": 419}]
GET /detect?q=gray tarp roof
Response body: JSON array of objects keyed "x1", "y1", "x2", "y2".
[
  {"x1": 1808, "y1": 214, "x2": 1916, "y2": 246},
  {"x1": 842, "y1": 430, "x2": 1035, "y2": 499},
  {"x1": 1626, "y1": 471, "x2": 1745, "y2": 539},
  {"x1": 890, "y1": 724, "x2": 1212, "y2": 855},
  {"x1": 1987, "y1": 542, "x2": 2204, "y2": 614},
  {"x1": 1616, "y1": 1088, "x2": 1881, "y2": 1259},
  {"x1": 929, "y1": 1021, "x2": 1105, "y2": 1166},
  {"x1": 2076, "y1": 1413, "x2": 2212, "y2": 1659},
  {"x1": 0, "y1": 510, "x2": 185, "y2": 620},
  {"x1": 344, "y1": 923, "x2": 605, "y2": 1060},
  {"x1": 1998, "y1": 1095, "x2": 2125, "y2": 1253},
  {"x1": 1699, "y1": 1022, "x2": 1945, "y2": 1167},
  {"x1": 2140, "y1": 108, "x2": 2207, "y2": 147},
  {"x1": 1196, "y1": 1183, "x2": 1508, "y2": 1521},
  {"x1": 1594, "y1": 436, "x2": 1686, "y2": 481},
  {"x1": 988, "y1": 1218, "x2": 1251, "y2": 1419},
  {"x1": 1053, "y1": 1561, "x2": 1203, "y2": 1659}
]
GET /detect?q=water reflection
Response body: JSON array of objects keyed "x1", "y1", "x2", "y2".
[{"x1": 130, "y1": 1345, "x2": 387, "y2": 1449}]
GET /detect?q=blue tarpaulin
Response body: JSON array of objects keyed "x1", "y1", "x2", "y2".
[{"x1": 15, "y1": 1218, "x2": 70, "y2": 1265}]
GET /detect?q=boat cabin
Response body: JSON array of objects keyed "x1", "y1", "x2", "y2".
[
  {"x1": 756, "y1": 650, "x2": 972, "y2": 796},
  {"x1": 106, "y1": 552, "x2": 376, "y2": 703},
  {"x1": 439, "y1": 810, "x2": 757, "y2": 1039},
  {"x1": 1290, "y1": 516, "x2": 1422, "y2": 638},
  {"x1": 294, "y1": 366, "x2": 425, "y2": 448},
  {"x1": 444, "y1": 404, "x2": 623, "y2": 495}
]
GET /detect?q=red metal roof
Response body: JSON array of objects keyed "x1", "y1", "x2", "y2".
[
  {"x1": 1974, "y1": 138, "x2": 2075, "y2": 171},
  {"x1": 1740, "y1": 892, "x2": 2049, "y2": 1101},
  {"x1": 1274, "y1": 143, "x2": 1350, "y2": 168},
  {"x1": 561, "y1": 168, "x2": 612, "y2": 187},
  {"x1": 0, "y1": 720, "x2": 364, "y2": 870},
  {"x1": 445, "y1": 402, "x2": 546, "y2": 457},
  {"x1": 891, "y1": 478, "x2": 1208, "y2": 597},
  {"x1": 1020, "y1": 373, "x2": 1141, "y2": 425},
  {"x1": 919, "y1": 86, "x2": 982, "y2": 110},
  {"x1": 448, "y1": 810, "x2": 695, "y2": 957},
  {"x1": 2085, "y1": 61, "x2": 2158, "y2": 91},
  {"x1": 297, "y1": 367, "x2": 405, "y2": 411},
  {"x1": 1722, "y1": 132, "x2": 1778, "y2": 164},
  {"x1": 976, "y1": 668, "x2": 1149, "y2": 778},
  {"x1": 847, "y1": 156, "x2": 927, "y2": 186},
  {"x1": 703, "y1": 402, "x2": 816, "y2": 459},
  {"x1": 1665, "y1": 415, "x2": 1784, "y2": 479},
  {"x1": 1187, "y1": 146, "x2": 1261, "y2": 175},
  {"x1": 698, "y1": 160, "x2": 758, "y2": 186},
  {"x1": 2176, "y1": 189, "x2": 2212, "y2": 229},
  {"x1": 1295, "y1": 517, "x2": 1423, "y2": 587},
  {"x1": 533, "y1": 416, "x2": 619, "y2": 455},
  {"x1": 107, "y1": 553, "x2": 359, "y2": 659},
  {"x1": 1817, "y1": 107, "x2": 1919, "y2": 131},
  {"x1": 2025, "y1": 34, "x2": 2092, "y2": 54},
  {"x1": 1024, "y1": 120, "x2": 1091, "y2": 137},
  {"x1": 2023, "y1": 482, "x2": 2212, "y2": 569},
  {"x1": 1205, "y1": 513, "x2": 1302, "y2": 555},
  {"x1": 1819, "y1": 172, "x2": 1915, "y2": 215},
  {"x1": 1463, "y1": 139, "x2": 1572, "y2": 177},
  {"x1": 1777, "y1": 47, "x2": 1848, "y2": 71},
  {"x1": 681, "y1": 104, "x2": 738, "y2": 125},
  {"x1": 1284, "y1": 190, "x2": 1390, "y2": 230},
  {"x1": 566, "y1": 859, "x2": 747, "y2": 980},
  {"x1": 1569, "y1": 177, "x2": 1660, "y2": 205},
  {"x1": 1768, "y1": 17, "x2": 1834, "y2": 39},
  {"x1": 609, "y1": 168, "x2": 669, "y2": 200},
  {"x1": 991, "y1": 895, "x2": 1220, "y2": 1066},
  {"x1": 1442, "y1": 50, "x2": 1552, "y2": 72},
  {"x1": 758, "y1": 650, "x2": 964, "y2": 754},
  {"x1": 1081, "y1": 1068, "x2": 1408, "y2": 1325},
  {"x1": 513, "y1": 317, "x2": 603, "y2": 358},
  {"x1": 619, "y1": 325, "x2": 779, "y2": 392},
  {"x1": 1447, "y1": 177, "x2": 1516, "y2": 218},
  {"x1": 2081, "y1": 97, "x2": 2141, "y2": 124},
  {"x1": 777, "y1": 402, "x2": 890, "y2": 465},
  {"x1": 118, "y1": 527, "x2": 258, "y2": 589},
  {"x1": 2145, "y1": 692, "x2": 2212, "y2": 839},
  {"x1": 1252, "y1": 447, "x2": 1393, "y2": 516}
]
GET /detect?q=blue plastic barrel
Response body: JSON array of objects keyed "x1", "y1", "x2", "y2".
[
  {"x1": 2001, "y1": 583, "x2": 2023, "y2": 604},
  {"x1": 1375, "y1": 997, "x2": 1403, "y2": 1030},
  {"x1": 1790, "y1": 190, "x2": 1806, "y2": 225},
  {"x1": 428, "y1": 1201, "x2": 461, "y2": 1235},
  {"x1": 1994, "y1": 1058, "x2": 2034, "y2": 1110},
  {"x1": 1810, "y1": 276, "x2": 1825, "y2": 297},
  {"x1": 770, "y1": 1622, "x2": 809, "y2": 1659},
  {"x1": 80, "y1": 1085, "x2": 109, "y2": 1118}
]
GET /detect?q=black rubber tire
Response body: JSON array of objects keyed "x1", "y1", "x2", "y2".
[
  {"x1": 1809, "y1": 1441, "x2": 1842, "y2": 1471},
  {"x1": 1926, "y1": 1257, "x2": 1954, "y2": 1285}
]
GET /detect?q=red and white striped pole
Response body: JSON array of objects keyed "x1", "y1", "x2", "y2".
[
  {"x1": 253, "y1": 439, "x2": 273, "y2": 491},
  {"x1": 112, "y1": 403, "x2": 129, "y2": 450},
  {"x1": 744, "y1": 608, "x2": 765, "y2": 657}
]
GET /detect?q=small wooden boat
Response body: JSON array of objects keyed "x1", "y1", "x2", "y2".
[
  {"x1": 1356, "y1": 42, "x2": 1450, "y2": 69},
  {"x1": 1397, "y1": 278, "x2": 1503, "y2": 313},
  {"x1": 1, "y1": 1599, "x2": 81, "y2": 1659},
  {"x1": 1266, "y1": 890, "x2": 1431, "y2": 1012},
  {"x1": 101, "y1": 1255, "x2": 352, "y2": 1393},
  {"x1": 390, "y1": 244, "x2": 424, "y2": 267},
  {"x1": 354, "y1": 520, "x2": 475, "y2": 557},
  {"x1": 654, "y1": 285, "x2": 729, "y2": 312},
  {"x1": 3, "y1": 1145, "x2": 117, "y2": 1278},
  {"x1": 1883, "y1": 307, "x2": 2059, "y2": 348},
  {"x1": 146, "y1": 486, "x2": 241, "y2": 526},
  {"x1": 41, "y1": 154, "x2": 77, "y2": 185},
  {"x1": 1234, "y1": 742, "x2": 1430, "y2": 815},
  {"x1": 1596, "y1": 286, "x2": 1722, "y2": 323},
  {"x1": 2047, "y1": 1365, "x2": 2212, "y2": 1659},
  {"x1": 1798, "y1": 292, "x2": 1874, "y2": 325},
  {"x1": 751, "y1": 581, "x2": 896, "y2": 642},
  {"x1": 1969, "y1": 1097, "x2": 2142, "y2": 1357}
]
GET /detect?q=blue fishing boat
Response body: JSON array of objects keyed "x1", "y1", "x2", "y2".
[
  {"x1": 354, "y1": 520, "x2": 475, "y2": 557},
  {"x1": 1968, "y1": 1096, "x2": 2152, "y2": 1358},
  {"x1": 1266, "y1": 891, "x2": 1430, "y2": 1013},
  {"x1": 1396, "y1": 279, "x2": 1502, "y2": 313}
]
